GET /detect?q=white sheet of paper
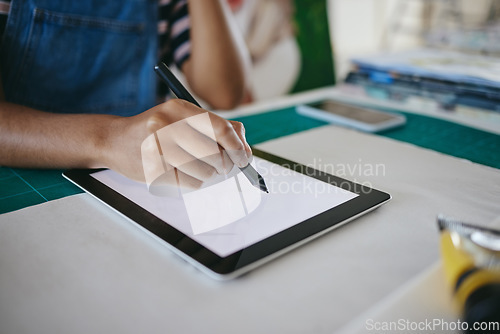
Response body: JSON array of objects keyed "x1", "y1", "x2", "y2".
[{"x1": 92, "y1": 157, "x2": 358, "y2": 257}]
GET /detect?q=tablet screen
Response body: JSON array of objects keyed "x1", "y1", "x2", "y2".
[{"x1": 91, "y1": 157, "x2": 358, "y2": 257}]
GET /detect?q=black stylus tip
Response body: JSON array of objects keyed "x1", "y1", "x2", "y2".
[{"x1": 258, "y1": 176, "x2": 269, "y2": 193}]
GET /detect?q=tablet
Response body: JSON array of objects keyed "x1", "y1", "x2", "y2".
[{"x1": 63, "y1": 149, "x2": 390, "y2": 280}]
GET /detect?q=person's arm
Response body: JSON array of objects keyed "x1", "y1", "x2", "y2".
[
  {"x1": 0, "y1": 78, "x2": 251, "y2": 183},
  {"x1": 183, "y1": 0, "x2": 250, "y2": 110},
  {"x1": 0, "y1": 100, "x2": 115, "y2": 171}
]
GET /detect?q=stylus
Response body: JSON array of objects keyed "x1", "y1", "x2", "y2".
[{"x1": 154, "y1": 62, "x2": 269, "y2": 193}]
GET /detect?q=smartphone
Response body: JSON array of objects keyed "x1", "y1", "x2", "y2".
[{"x1": 296, "y1": 100, "x2": 406, "y2": 133}]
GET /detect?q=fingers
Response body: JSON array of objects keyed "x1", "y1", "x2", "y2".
[
  {"x1": 189, "y1": 113, "x2": 250, "y2": 168},
  {"x1": 171, "y1": 152, "x2": 218, "y2": 182},
  {"x1": 229, "y1": 120, "x2": 252, "y2": 161},
  {"x1": 182, "y1": 143, "x2": 234, "y2": 176},
  {"x1": 161, "y1": 100, "x2": 250, "y2": 168},
  {"x1": 142, "y1": 99, "x2": 251, "y2": 189},
  {"x1": 176, "y1": 168, "x2": 203, "y2": 189},
  {"x1": 141, "y1": 132, "x2": 209, "y2": 190},
  {"x1": 154, "y1": 125, "x2": 219, "y2": 182},
  {"x1": 167, "y1": 117, "x2": 232, "y2": 174}
]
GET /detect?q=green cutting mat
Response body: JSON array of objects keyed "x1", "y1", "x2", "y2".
[
  {"x1": 1, "y1": 106, "x2": 499, "y2": 214},
  {"x1": 234, "y1": 107, "x2": 500, "y2": 168},
  {"x1": 0, "y1": 167, "x2": 83, "y2": 214}
]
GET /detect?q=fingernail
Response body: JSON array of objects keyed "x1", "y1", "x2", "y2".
[{"x1": 239, "y1": 156, "x2": 249, "y2": 168}]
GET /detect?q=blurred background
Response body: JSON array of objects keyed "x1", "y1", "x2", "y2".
[
  {"x1": 226, "y1": 0, "x2": 500, "y2": 105},
  {"x1": 330, "y1": 0, "x2": 500, "y2": 80}
]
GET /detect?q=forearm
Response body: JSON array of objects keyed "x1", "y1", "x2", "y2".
[
  {"x1": 0, "y1": 102, "x2": 116, "y2": 169},
  {"x1": 184, "y1": 0, "x2": 250, "y2": 109},
  {"x1": 0, "y1": 98, "x2": 252, "y2": 185}
]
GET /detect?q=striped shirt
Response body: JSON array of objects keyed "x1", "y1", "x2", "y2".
[{"x1": 0, "y1": 0, "x2": 191, "y2": 101}]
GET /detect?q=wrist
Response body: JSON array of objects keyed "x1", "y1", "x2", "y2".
[{"x1": 89, "y1": 114, "x2": 122, "y2": 169}]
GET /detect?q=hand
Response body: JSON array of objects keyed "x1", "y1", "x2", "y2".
[{"x1": 103, "y1": 99, "x2": 252, "y2": 188}]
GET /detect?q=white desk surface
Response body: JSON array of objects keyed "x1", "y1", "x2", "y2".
[
  {"x1": 1, "y1": 92, "x2": 500, "y2": 334},
  {"x1": 338, "y1": 262, "x2": 458, "y2": 334}
]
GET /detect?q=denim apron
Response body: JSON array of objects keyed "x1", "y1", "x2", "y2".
[{"x1": 1, "y1": 0, "x2": 158, "y2": 116}]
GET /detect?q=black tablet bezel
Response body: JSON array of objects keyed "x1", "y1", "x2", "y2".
[{"x1": 63, "y1": 148, "x2": 390, "y2": 279}]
